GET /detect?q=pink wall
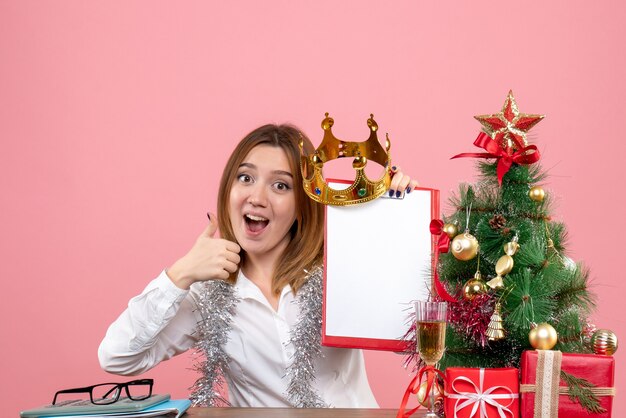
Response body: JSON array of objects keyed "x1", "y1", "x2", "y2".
[{"x1": 1, "y1": 1, "x2": 624, "y2": 416}]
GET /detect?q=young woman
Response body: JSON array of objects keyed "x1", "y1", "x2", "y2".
[{"x1": 98, "y1": 124, "x2": 417, "y2": 408}]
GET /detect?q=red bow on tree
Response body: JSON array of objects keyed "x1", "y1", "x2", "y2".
[
  {"x1": 451, "y1": 132, "x2": 541, "y2": 185},
  {"x1": 429, "y1": 219, "x2": 456, "y2": 303}
]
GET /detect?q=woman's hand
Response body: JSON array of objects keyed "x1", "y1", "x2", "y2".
[
  {"x1": 388, "y1": 165, "x2": 420, "y2": 198},
  {"x1": 167, "y1": 213, "x2": 241, "y2": 290}
]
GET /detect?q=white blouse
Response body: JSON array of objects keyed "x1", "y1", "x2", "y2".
[{"x1": 98, "y1": 270, "x2": 378, "y2": 408}]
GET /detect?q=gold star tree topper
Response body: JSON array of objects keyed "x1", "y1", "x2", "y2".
[{"x1": 474, "y1": 90, "x2": 545, "y2": 154}]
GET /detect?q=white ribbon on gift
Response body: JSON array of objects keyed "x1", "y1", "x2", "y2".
[{"x1": 447, "y1": 368, "x2": 519, "y2": 418}]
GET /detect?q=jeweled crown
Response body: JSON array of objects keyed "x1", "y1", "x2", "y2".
[{"x1": 300, "y1": 113, "x2": 392, "y2": 206}]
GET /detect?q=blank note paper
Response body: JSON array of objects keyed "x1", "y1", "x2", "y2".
[{"x1": 323, "y1": 185, "x2": 439, "y2": 351}]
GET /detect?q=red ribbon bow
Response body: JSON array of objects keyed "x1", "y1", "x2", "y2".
[
  {"x1": 396, "y1": 366, "x2": 446, "y2": 418},
  {"x1": 429, "y1": 219, "x2": 456, "y2": 303},
  {"x1": 451, "y1": 132, "x2": 540, "y2": 185}
]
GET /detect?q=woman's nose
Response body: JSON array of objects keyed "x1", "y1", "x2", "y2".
[{"x1": 247, "y1": 184, "x2": 268, "y2": 206}]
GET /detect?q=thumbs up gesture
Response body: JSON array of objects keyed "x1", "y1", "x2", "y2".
[{"x1": 167, "y1": 213, "x2": 241, "y2": 289}]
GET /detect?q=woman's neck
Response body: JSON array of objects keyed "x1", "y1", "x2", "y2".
[
  {"x1": 242, "y1": 257, "x2": 274, "y2": 285},
  {"x1": 241, "y1": 233, "x2": 290, "y2": 288},
  {"x1": 242, "y1": 253, "x2": 282, "y2": 311}
]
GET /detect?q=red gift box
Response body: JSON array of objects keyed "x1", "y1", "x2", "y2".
[
  {"x1": 520, "y1": 350, "x2": 615, "y2": 418},
  {"x1": 445, "y1": 367, "x2": 520, "y2": 418}
]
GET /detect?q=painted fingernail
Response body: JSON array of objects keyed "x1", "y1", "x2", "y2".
[
  {"x1": 406, "y1": 186, "x2": 412, "y2": 194},
  {"x1": 391, "y1": 165, "x2": 398, "y2": 172},
  {"x1": 389, "y1": 189, "x2": 395, "y2": 197},
  {"x1": 395, "y1": 190, "x2": 402, "y2": 198},
  {"x1": 207, "y1": 212, "x2": 211, "y2": 220}
]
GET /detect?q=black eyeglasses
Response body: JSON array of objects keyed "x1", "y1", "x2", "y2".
[{"x1": 52, "y1": 379, "x2": 153, "y2": 405}]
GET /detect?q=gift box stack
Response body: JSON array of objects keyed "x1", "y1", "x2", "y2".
[{"x1": 442, "y1": 350, "x2": 615, "y2": 418}]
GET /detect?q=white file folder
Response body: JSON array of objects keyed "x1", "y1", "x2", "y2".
[{"x1": 322, "y1": 181, "x2": 439, "y2": 351}]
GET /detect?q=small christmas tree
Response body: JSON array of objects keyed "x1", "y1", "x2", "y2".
[{"x1": 432, "y1": 91, "x2": 596, "y2": 370}]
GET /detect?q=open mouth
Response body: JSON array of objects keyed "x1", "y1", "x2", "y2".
[{"x1": 244, "y1": 213, "x2": 269, "y2": 233}]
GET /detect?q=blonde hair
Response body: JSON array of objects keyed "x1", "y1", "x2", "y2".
[{"x1": 217, "y1": 124, "x2": 324, "y2": 294}]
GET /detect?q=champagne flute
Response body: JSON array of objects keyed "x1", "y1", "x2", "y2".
[{"x1": 415, "y1": 300, "x2": 447, "y2": 418}]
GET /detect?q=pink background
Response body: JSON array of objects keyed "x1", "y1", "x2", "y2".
[{"x1": 1, "y1": 1, "x2": 624, "y2": 416}]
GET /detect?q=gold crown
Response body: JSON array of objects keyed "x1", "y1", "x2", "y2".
[{"x1": 300, "y1": 113, "x2": 392, "y2": 206}]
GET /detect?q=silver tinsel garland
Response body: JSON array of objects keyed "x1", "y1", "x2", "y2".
[
  {"x1": 284, "y1": 266, "x2": 326, "y2": 407},
  {"x1": 190, "y1": 266, "x2": 326, "y2": 408},
  {"x1": 190, "y1": 279, "x2": 239, "y2": 406}
]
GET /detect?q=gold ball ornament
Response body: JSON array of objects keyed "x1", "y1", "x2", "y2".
[
  {"x1": 529, "y1": 186, "x2": 545, "y2": 202},
  {"x1": 443, "y1": 223, "x2": 459, "y2": 239},
  {"x1": 463, "y1": 273, "x2": 487, "y2": 300},
  {"x1": 416, "y1": 379, "x2": 444, "y2": 407},
  {"x1": 591, "y1": 329, "x2": 618, "y2": 356},
  {"x1": 529, "y1": 323, "x2": 558, "y2": 350},
  {"x1": 451, "y1": 232, "x2": 479, "y2": 261}
]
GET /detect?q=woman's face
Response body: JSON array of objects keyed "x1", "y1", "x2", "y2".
[{"x1": 228, "y1": 144, "x2": 297, "y2": 261}]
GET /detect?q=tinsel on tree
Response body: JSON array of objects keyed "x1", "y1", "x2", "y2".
[{"x1": 419, "y1": 91, "x2": 597, "y2": 371}]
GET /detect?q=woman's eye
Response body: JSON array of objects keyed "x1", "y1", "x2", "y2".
[
  {"x1": 237, "y1": 174, "x2": 253, "y2": 183},
  {"x1": 274, "y1": 182, "x2": 291, "y2": 191}
]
